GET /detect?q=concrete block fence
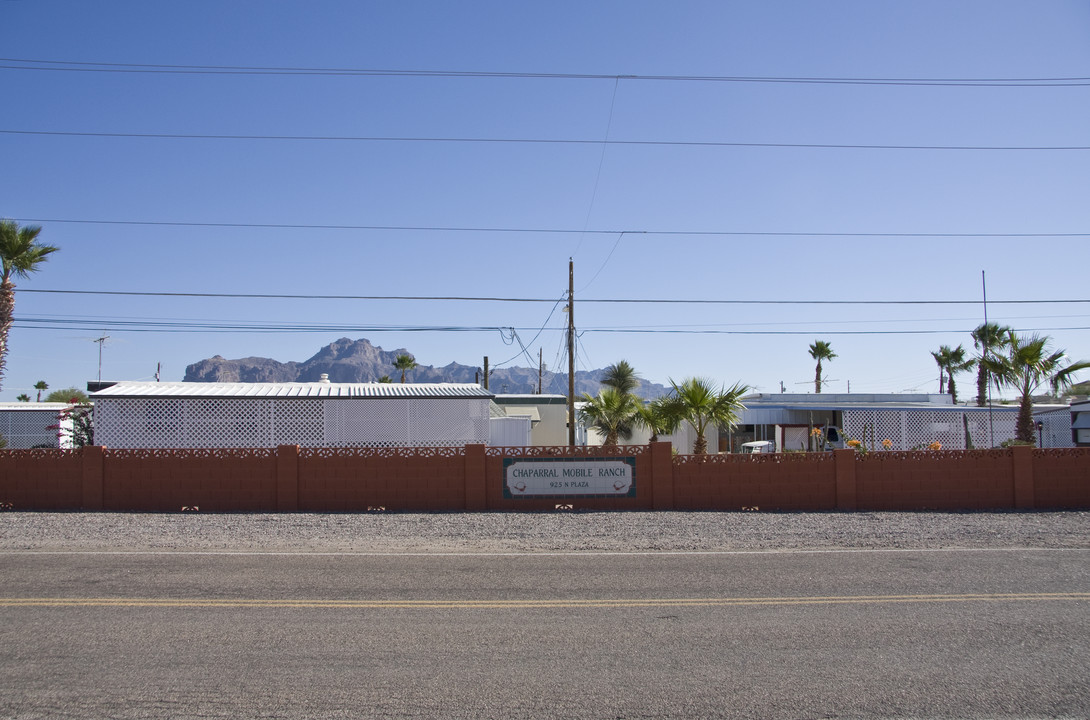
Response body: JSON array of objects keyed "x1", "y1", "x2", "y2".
[{"x1": 0, "y1": 443, "x2": 1087, "y2": 513}]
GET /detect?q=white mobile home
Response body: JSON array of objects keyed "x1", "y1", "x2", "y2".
[
  {"x1": 734, "y1": 393, "x2": 1022, "y2": 452},
  {"x1": 91, "y1": 381, "x2": 495, "y2": 449},
  {"x1": 0, "y1": 403, "x2": 71, "y2": 449}
]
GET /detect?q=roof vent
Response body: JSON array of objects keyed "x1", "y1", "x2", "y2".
[{"x1": 319, "y1": 373, "x2": 331, "y2": 384}]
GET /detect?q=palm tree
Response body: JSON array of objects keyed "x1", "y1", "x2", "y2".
[
  {"x1": 600, "y1": 360, "x2": 641, "y2": 395},
  {"x1": 34, "y1": 380, "x2": 48, "y2": 402},
  {"x1": 392, "y1": 354, "x2": 417, "y2": 383},
  {"x1": 982, "y1": 331, "x2": 1090, "y2": 442},
  {"x1": 808, "y1": 341, "x2": 836, "y2": 393},
  {"x1": 578, "y1": 386, "x2": 642, "y2": 447},
  {"x1": 930, "y1": 344, "x2": 975, "y2": 404},
  {"x1": 635, "y1": 395, "x2": 683, "y2": 443},
  {"x1": 15, "y1": 393, "x2": 29, "y2": 402},
  {"x1": 377, "y1": 375, "x2": 393, "y2": 383},
  {"x1": 669, "y1": 377, "x2": 749, "y2": 454},
  {"x1": 971, "y1": 322, "x2": 1011, "y2": 406},
  {"x1": 0, "y1": 220, "x2": 58, "y2": 392}
]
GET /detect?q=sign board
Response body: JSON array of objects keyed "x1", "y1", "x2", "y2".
[{"x1": 503, "y1": 457, "x2": 636, "y2": 498}]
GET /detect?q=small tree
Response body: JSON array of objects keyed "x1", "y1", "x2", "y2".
[
  {"x1": 808, "y1": 341, "x2": 836, "y2": 394},
  {"x1": 600, "y1": 360, "x2": 641, "y2": 395},
  {"x1": 49, "y1": 400, "x2": 94, "y2": 448},
  {"x1": 982, "y1": 331, "x2": 1090, "y2": 442},
  {"x1": 635, "y1": 395, "x2": 682, "y2": 443},
  {"x1": 931, "y1": 344, "x2": 975, "y2": 404},
  {"x1": 15, "y1": 393, "x2": 29, "y2": 402},
  {"x1": 669, "y1": 377, "x2": 749, "y2": 454},
  {"x1": 45, "y1": 388, "x2": 89, "y2": 403},
  {"x1": 393, "y1": 354, "x2": 417, "y2": 383},
  {"x1": 579, "y1": 387, "x2": 642, "y2": 447},
  {"x1": 971, "y1": 322, "x2": 1011, "y2": 406}
]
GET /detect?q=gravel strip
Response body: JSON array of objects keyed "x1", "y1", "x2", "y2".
[{"x1": 1, "y1": 510, "x2": 1088, "y2": 553}]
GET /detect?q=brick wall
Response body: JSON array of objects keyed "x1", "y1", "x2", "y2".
[{"x1": 0, "y1": 443, "x2": 1087, "y2": 512}]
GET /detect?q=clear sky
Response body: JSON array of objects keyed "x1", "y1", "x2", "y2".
[{"x1": 2, "y1": 1, "x2": 1088, "y2": 400}]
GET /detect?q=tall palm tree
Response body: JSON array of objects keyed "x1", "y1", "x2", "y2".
[
  {"x1": 971, "y1": 322, "x2": 1011, "y2": 407},
  {"x1": 578, "y1": 386, "x2": 642, "y2": 447},
  {"x1": 808, "y1": 341, "x2": 836, "y2": 394},
  {"x1": 392, "y1": 354, "x2": 417, "y2": 383},
  {"x1": 930, "y1": 345, "x2": 952, "y2": 395},
  {"x1": 600, "y1": 360, "x2": 640, "y2": 395},
  {"x1": 982, "y1": 331, "x2": 1090, "y2": 442},
  {"x1": 669, "y1": 377, "x2": 749, "y2": 454},
  {"x1": 635, "y1": 395, "x2": 683, "y2": 443},
  {"x1": 931, "y1": 344, "x2": 975, "y2": 404},
  {"x1": 0, "y1": 220, "x2": 58, "y2": 392},
  {"x1": 34, "y1": 380, "x2": 48, "y2": 402}
]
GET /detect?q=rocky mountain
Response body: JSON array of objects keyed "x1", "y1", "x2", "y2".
[{"x1": 184, "y1": 338, "x2": 669, "y2": 398}]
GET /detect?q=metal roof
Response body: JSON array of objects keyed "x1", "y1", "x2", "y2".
[
  {"x1": 91, "y1": 381, "x2": 495, "y2": 399},
  {"x1": 1072, "y1": 414, "x2": 1090, "y2": 430},
  {"x1": 493, "y1": 394, "x2": 568, "y2": 405},
  {"x1": 0, "y1": 403, "x2": 72, "y2": 411}
]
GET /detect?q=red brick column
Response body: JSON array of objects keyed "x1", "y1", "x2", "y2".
[
  {"x1": 81, "y1": 445, "x2": 105, "y2": 511},
  {"x1": 465, "y1": 444, "x2": 488, "y2": 511},
  {"x1": 650, "y1": 441, "x2": 675, "y2": 510},
  {"x1": 276, "y1": 444, "x2": 299, "y2": 512},
  {"x1": 834, "y1": 449, "x2": 857, "y2": 511},
  {"x1": 1011, "y1": 444, "x2": 1035, "y2": 510}
]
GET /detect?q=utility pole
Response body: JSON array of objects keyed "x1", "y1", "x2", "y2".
[
  {"x1": 483, "y1": 356, "x2": 489, "y2": 390},
  {"x1": 567, "y1": 259, "x2": 576, "y2": 446},
  {"x1": 538, "y1": 348, "x2": 543, "y2": 395}
]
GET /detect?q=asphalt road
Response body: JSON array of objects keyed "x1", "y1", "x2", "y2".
[{"x1": 2, "y1": 548, "x2": 1088, "y2": 719}]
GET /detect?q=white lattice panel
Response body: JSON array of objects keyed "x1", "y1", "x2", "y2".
[
  {"x1": 843, "y1": 409, "x2": 1018, "y2": 450},
  {"x1": 271, "y1": 400, "x2": 324, "y2": 446},
  {"x1": 96, "y1": 396, "x2": 491, "y2": 448},
  {"x1": 0, "y1": 409, "x2": 60, "y2": 449},
  {"x1": 1038, "y1": 410, "x2": 1073, "y2": 448},
  {"x1": 782, "y1": 426, "x2": 808, "y2": 451}
]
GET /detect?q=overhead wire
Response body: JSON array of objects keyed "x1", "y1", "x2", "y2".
[
  {"x1": 489, "y1": 293, "x2": 568, "y2": 368},
  {"x1": 19, "y1": 289, "x2": 1090, "y2": 305},
  {"x1": 4, "y1": 58, "x2": 1090, "y2": 86},
  {"x1": 5, "y1": 129, "x2": 1087, "y2": 151},
  {"x1": 13, "y1": 217, "x2": 1090, "y2": 237}
]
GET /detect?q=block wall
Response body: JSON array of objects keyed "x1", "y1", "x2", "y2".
[{"x1": 0, "y1": 444, "x2": 1087, "y2": 513}]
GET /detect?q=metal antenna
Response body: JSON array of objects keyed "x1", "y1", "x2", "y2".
[{"x1": 94, "y1": 332, "x2": 110, "y2": 381}]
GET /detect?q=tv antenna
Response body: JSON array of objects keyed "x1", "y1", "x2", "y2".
[{"x1": 91, "y1": 332, "x2": 111, "y2": 381}]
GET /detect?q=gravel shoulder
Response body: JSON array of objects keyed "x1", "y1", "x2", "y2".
[{"x1": 1, "y1": 510, "x2": 1088, "y2": 553}]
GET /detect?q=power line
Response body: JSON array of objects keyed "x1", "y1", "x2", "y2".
[
  {"x1": 4, "y1": 129, "x2": 1086, "y2": 151},
  {"x1": 13, "y1": 218, "x2": 1090, "y2": 238},
  {"x1": 3, "y1": 58, "x2": 1089, "y2": 86},
  {"x1": 13, "y1": 316, "x2": 1090, "y2": 336},
  {"x1": 19, "y1": 289, "x2": 1090, "y2": 305}
]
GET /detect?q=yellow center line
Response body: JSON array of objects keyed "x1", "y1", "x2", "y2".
[{"x1": 0, "y1": 592, "x2": 1087, "y2": 609}]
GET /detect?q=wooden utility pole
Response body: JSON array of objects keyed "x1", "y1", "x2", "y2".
[
  {"x1": 567, "y1": 259, "x2": 576, "y2": 446},
  {"x1": 483, "y1": 356, "x2": 489, "y2": 390},
  {"x1": 538, "y1": 348, "x2": 543, "y2": 395}
]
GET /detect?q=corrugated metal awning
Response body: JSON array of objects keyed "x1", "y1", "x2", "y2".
[
  {"x1": 1072, "y1": 414, "x2": 1090, "y2": 430},
  {"x1": 91, "y1": 381, "x2": 494, "y2": 400}
]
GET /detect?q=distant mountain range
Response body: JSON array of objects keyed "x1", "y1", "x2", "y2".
[{"x1": 184, "y1": 338, "x2": 669, "y2": 398}]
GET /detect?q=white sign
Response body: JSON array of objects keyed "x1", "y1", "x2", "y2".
[{"x1": 504, "y1": 458, "x2": 636, "y2": 498}]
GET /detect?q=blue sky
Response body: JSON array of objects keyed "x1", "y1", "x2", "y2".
[{"x1": 2, "y1": 1, "x2": 1089, "y2": 400}]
